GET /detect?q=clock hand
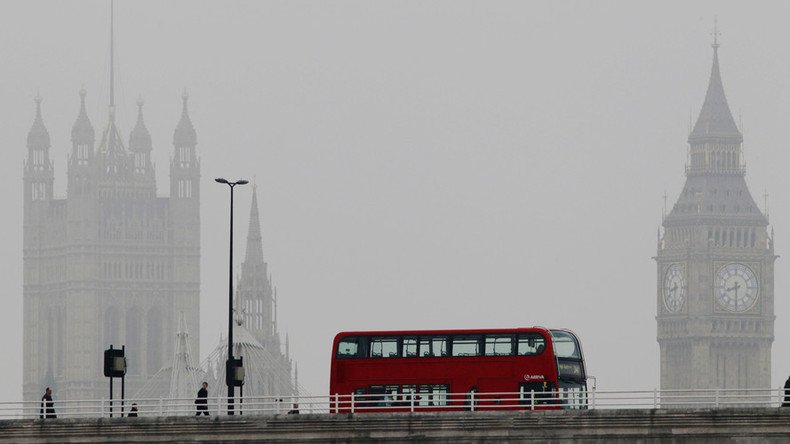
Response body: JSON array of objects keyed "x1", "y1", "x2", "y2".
[{"x1": 733, "y1": 281, "x2": 740, "y2": 308}]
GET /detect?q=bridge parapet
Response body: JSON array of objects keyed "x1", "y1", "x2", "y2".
[{"x1": 2, "y1": 408, "x2": 790, "y2": 443}]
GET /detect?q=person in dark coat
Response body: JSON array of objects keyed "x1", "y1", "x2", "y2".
[
  {"x1": 39, "y1": 387, "x2": 56, "y2": 419},
  {"x1": 783, "y1": 375, "x2": 790, "y2": 407},
  {"x1": 287, "y1": 403, "x2": 300, "y2": 414},
  {"x1": 195, "y1": 382, "x2": 209, "y2": 416},
  {"x1": 128, "y1": 403, "x2": 138, "y2": 417}
]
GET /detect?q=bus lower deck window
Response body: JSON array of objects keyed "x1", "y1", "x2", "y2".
[{"x1": 418, "y1": 384, "x2": 449, "y2": 406}]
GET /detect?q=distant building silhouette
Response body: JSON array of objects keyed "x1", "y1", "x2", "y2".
[
  {"x1": 656, "y1": 34, "x2": 774, "y2": 393},
  {"x1": 22, "y1": 88, "x2": 201, "y2": 402},
  {"x1": 237, "y1": 186, "x2": 285, "y2": 353}
]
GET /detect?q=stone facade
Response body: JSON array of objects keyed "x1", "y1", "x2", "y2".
[
  {"x1": 656, "y1": 40, "x2": 775, "y2": 392},
  {"x1": 22, "y1": 91, "x2": 200, "y2": 403}
]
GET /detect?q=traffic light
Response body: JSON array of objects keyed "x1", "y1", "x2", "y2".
[
  {"x1": 226, "y1": 357, "x2": 244, "y2": 387},
  {"x1": 104, "y1": 347, "x2": 126, "y2": 378}
]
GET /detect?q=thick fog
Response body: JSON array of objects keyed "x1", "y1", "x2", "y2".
[{"x1": 2, "y1": 0, "x2": 790, "y2": 402}]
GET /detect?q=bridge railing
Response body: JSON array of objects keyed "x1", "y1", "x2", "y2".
[{"x1": 1, "y1": 387, "x2": 786, "y2": 419}]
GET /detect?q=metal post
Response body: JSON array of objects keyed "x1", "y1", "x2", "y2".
[
  {"x1": 215, "y1": 178, "x2": 248, "y2": 416},
  {"x1": 410, "y1": 393, "x2": 415, "y2": 412},
  {"x1": 334, "y1": 393, "x2": 338, "y2": 414},
  {"x1": 121, "y1": 345, "x2": 125, "y2": 417},
  {"x1": 227, "y1": 184, "x2": 235, "y2": 415},
  {"x1": 653, "y1": 388, "x2": 658, "y2": 409},
  {"x1": 158, "y1": 397, "x2": 163, "y2": 416},
  {"x1": 530, "y1": 390, "x2": 535, "y2": 410},
  {"x1": 350, "y1": 392, "x2": 355, "y2": 414},
  {"x1": 715, "y1": 388, "x2": 720, "y2": 408},
  {"x1": 109, "y1": 376, "x2": 113, "y2": 418},
  {"x1": 591, "y1": 386, "x2": 596, "y2": 409},
  {"x1": 470, "y1": 391, "x2": 475, "y2": 412}
]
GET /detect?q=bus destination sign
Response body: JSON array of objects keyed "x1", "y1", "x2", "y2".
[{"x1": 557, "y1": 361, "x2": 583, "y2": 379}]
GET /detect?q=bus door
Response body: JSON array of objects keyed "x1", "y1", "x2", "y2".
[
  {"x1": 353, "y1": 388, "x2": 366, "y2": 411},
  {"x1": 519, "y1": 381, "x2": 556, "y2": 407}
]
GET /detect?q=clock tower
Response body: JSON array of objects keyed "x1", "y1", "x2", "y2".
[{"x1": 656, "y1": 36, "x2": 775, "y2": 393}]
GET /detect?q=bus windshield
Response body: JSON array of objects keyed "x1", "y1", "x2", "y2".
[{"x1": 550, "y1": 330, "x2": 581, "y2": 359}]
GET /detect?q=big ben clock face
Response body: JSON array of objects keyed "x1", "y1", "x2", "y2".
[
  {"x1": 663, "y1": 264, "x2": 686, "y2": 313},
  {"x1": 715, "y1": 263, "x2": 759, "y2": 312}
]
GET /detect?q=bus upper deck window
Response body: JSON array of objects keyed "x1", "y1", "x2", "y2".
[
  {"x1": 517, "y1": 333, "x2": 546, "y2": 356},
  {"x1": 420, "y1": 336, "x2": 448, "y2": 357},
  {"x1": 337, "y1": 337, "x2": 360, "y2": 358},
  {"x1": 370, "y1": 337, "x2": 398, "y2": 358},
  {"x1": 402, "y1": 337, "x2": 418, "y2": 358},
  {"x1": 485, "y1": 335, "x2": 514, "y2": 356},
  {"x1": 452, "y1": 336, "x2": 481, "y2": 357}
]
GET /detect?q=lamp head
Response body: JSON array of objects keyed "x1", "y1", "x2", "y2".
[
  {"x1": 237, "y1": 180, "x2": 249, "y2": 185},
  {"x1": 215, "y1": 178, "x2": 229, "y2": 184}
]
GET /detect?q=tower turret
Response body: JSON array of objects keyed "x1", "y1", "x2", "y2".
[
  {"x1": 170, "y1": 92, "x2": 199, "y2": 200},
  {"x1": 71, "y1": 89, "x2": 95, "y2": 160},
  {"x1": 169, "y1": 91, "x2": 201, "y2": 357},
  {"x1": 24, "y1": 95, "x2": 54, "y2": 204},
  {"x1": 68, "y1": 89, "x2": 95, "y2": 196},
  {"x1": 129, "y1": 97, "x2": 155, "y2": 183},
  {"x1": 174, "y1": 92, "x2": 197, "y2": 149}
]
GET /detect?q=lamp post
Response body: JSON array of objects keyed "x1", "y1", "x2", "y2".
[{"x1": 215, "y1": 177, "x2": 248, "y2": 415}]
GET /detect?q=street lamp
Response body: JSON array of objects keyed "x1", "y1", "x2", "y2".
[{"x1": 215, "y1": 177, "x2": 249, "y2": 415}]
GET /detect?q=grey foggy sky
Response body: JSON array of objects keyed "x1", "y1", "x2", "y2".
[{"x1": 3, "y1": 0, "x2": 790, "y2": 401}]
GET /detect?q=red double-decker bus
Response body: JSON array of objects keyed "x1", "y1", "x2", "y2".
[{"x1": 329, "y1": 327, "x2": 587, "y2": 412}]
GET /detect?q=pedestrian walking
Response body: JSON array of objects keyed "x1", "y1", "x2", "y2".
[
  {"x1": 128, "y1": 403, "x2": 139, "y2": 417},
  {"x1": 39, "y1": 387, "x2": 56, "y2": 419},
  {"x1": 195, "y1": 382, "x2": 209, "y2": 416}
]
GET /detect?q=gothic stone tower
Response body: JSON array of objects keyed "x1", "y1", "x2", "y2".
[
  {"x1": 234, "y1": 186, "x2": 294, "y2": 395},
  {"x1": 656, "y1": 39, "x2": 775, "y2": 392},
  {"x1": 22, "y1": 90, "x2": 200, "y2": 403}
]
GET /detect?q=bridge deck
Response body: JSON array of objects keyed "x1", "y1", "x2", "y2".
[{"x1": 2, "y1": 408, "x2": 789, "y2": 443}]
